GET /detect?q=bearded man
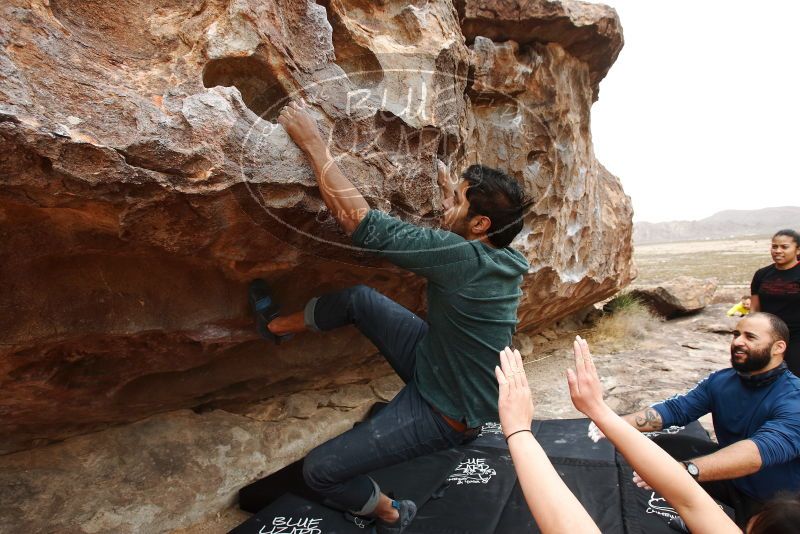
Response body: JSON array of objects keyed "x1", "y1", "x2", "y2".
[{"x1": 593, "y1": 312, "x2": 800, "y2": 527}]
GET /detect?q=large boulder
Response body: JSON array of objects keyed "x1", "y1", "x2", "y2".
[
  {"x1": 0, "y1": 0, "x2": 632, "y2": 455},
  {"x1": 630, "y1": 277, "x2": 719, "y2": 318}
]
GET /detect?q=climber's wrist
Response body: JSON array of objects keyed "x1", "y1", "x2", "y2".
[{"x1": 299, "y1": 132, "x2": 326, "y2": 156}]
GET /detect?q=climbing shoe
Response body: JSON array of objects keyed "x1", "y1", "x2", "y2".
[
  {"x1": 373, "y1": 500, "x2": 416, "y2": 534},
  {"x1": 248, "y1": 279, "x2": 292, "y2": 344}
]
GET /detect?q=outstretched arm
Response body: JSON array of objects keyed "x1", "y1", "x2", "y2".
[
  {"x1": 691, "y1": 439, "x2": 762, "y2": 482},
  {"x1": 277, "y1": 100, "x2": 369, "y2": 235},
  {"x1": 496, "y1": 347, "x2": 600, "y2": 534},
  {"x1": 590, "y1": 374, "x2": 712, "y2": 443},
  {"x1": 567, "y1": 337, "x2": 739, "y2": 534}
]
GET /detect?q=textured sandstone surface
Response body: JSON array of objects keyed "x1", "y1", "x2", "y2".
[
  {"x1": 0, "y1": 0, "x2": 632, "y2": 463},
  {"x1": 457, "y1": 0, "x2": 624, "y2": 98},
  {"x1": 0, "y1": 375, "x2": 402, "y2": 533}
]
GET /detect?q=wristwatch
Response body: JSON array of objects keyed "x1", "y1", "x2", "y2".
[{"x1": 682, "y1": 461, "x2": 700, "y2": 480}]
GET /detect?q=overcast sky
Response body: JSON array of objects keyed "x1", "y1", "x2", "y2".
[{"x1": 587, "y1": 0, "x2": 799, "y2": 223}]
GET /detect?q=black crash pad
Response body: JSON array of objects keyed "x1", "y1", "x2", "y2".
[
  {"x1": 408, "y1": 445, "x2": 518, "y2": 534},
  {"x1": 239, "y1": 460, "x2": 311, "y2": 514},
  {"x1": 494, "y1": 418, "x2": 621, "y2": 533},
  {"x1": 494, "y1": 419, "x2": 732, "y2": 533},
  {"x1": 239, "y1": 448, "x2": 465, "y2": 516},
  {"x1": 231, "y1": 493, "x2": 362, "y2": 534},
  {"x1": 234, "y1": 417, "x2": 733, "y2": 534},
  {"x1": 494, "y1": 456, "x2": 625, "y2": 534},
  {"x1": 534, "y1": 417, "x2": 616, "y2": 462},
  {"x1": 234, "y1": 448, "x2": 465, "y2": 533},
  {"x1": 617, "y1": 453, "x2": 735, "y2": 534}
]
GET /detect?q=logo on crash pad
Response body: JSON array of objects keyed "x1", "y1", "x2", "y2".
[
  {"x1": 643, "y1": 425, "x2": 685, "y2": 438},
  {"x1": 478, "y1": 422, "x2": 503, "y2": 436},
  {"x1": 448, "y1": 457, "x2": 497, "y2": 485},
  {"x1": 646, "y1": 492, "x2": 678, "y2": 520},
  {"x1": 259, "y1": 516, "x2": 323, "y2": 534}
]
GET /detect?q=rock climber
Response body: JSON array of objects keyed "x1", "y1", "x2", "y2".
[{"x1": 248, "y1": 99, "x2": 530, "y2": 533}]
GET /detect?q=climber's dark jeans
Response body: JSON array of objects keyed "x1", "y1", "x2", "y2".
[
  {"x1": 301, "y1": 285, "x2": 472, "y2": 515},
  {"x1": 652, "y1": 433, "x2": 764, "y2": 527}
]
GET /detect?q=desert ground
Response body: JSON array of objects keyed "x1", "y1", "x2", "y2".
[
  {"x1": 531, "y1": 235, "x2": 774, "y2": 419},
  {"x1": 632, "y1": 236, "x2": 770, "y2": 294}
]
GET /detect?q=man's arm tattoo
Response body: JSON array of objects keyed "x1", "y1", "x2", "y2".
[{"x1": 633, "y1": 408, "x2": 662, "y2": 430}]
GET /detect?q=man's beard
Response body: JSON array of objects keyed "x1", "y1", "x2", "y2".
[{"x1": 730, "y1": 345, "x2": 772, "y2": 373}]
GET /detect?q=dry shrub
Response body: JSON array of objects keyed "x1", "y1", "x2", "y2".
[{"x1": 589, "y1": 293, "x2": 661, "y2": 349}]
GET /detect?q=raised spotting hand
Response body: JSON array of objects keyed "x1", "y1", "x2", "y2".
[
  {"x1": 566, "y1": 335, "x2": 607, "y2": 421},
  {"x1": 495, "y1": 346, "x2": 534, "y2": 438},
  {"x1": 495, "y1": 346, "x2": 601, "y2": 534}
]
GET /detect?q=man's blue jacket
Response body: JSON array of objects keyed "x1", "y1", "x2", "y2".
[{"x1": 653, "y1": 366, "x2": 800, "y2": 501}]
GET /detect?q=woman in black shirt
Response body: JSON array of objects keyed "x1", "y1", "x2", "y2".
[{"x1": 751, "y1": 229, "x2": 800, "y2": 375}]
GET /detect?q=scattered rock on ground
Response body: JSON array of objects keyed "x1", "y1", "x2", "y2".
[
  {"x1": 530, "y1": 304, "x2": 733, "y2": 440},
  {"x1": 629, "y1": 276, "x2": 718, "y2": 318}
]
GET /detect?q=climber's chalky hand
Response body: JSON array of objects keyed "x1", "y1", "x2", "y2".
[
  {"x1": 437, "y1": 159, "x2": 456, "y2": 210},
  {"x1": 277, "y1": 99, "x2": 322, "y2": 150}
]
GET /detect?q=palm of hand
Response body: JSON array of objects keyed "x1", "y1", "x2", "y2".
[
  {"x1": 498, "y1": 391, "x2": 533, "y2": 432},
  {"x1": 496, "y1": 347, "x2": 534, "y2": 435},
  {"x1": 567, "y1": 336, "x2": 606, "y2": 418}
]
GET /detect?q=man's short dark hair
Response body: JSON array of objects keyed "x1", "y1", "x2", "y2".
[
  {"x1": 462, "y1": 164, "x2": 528, "y2": 248},
  {"x1": 750, "y1": 312, "x2": 790, "y2": 345}
]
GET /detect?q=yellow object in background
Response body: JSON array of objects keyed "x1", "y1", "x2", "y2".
[{"x1": 726, "y1": 303, "x2": 750, "y2": 316}]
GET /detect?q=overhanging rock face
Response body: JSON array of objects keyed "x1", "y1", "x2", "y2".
[
  {"x1": 0, "y1": 0, "x2": 633, "y2": 454},
  {"x1": 457, "y1": 0, "x2": 625, "y2": 99}
]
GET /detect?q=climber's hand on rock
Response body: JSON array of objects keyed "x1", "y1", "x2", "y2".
[
  {"x1": 278, "y1": 99, "x2": 323, "y2": 151},
  {"x1": 437, "y1": 159, "x2": 456, "y2": 210}
]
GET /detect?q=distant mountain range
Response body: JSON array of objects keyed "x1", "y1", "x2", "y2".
[{"x1": 634, "y1": 206, "x2": 800, "y2": 244}]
